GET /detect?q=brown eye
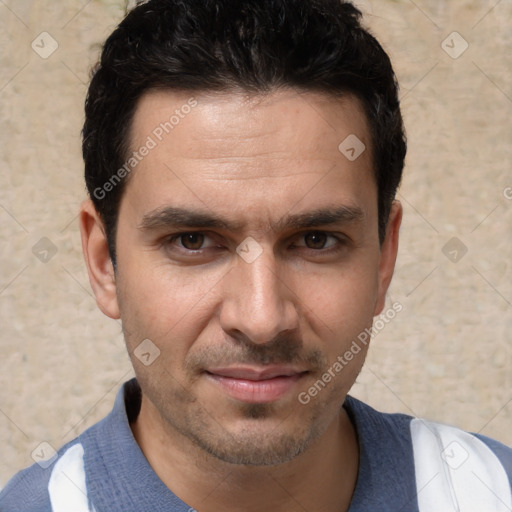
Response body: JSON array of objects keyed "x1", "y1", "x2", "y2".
[
  {"x1": 180, "y1": 233, "x2": 205, "y2": 250},
  {"x1": 304, "y1": 232, "x2": 328, "y2": 249}
]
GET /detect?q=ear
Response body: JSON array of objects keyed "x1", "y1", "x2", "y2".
[
  {"x1": 79, "y1": 199, "x2": 120, "y2": 319},
  {"x1": 374, "y1": 200, "x2": 402, "y2": 316}
]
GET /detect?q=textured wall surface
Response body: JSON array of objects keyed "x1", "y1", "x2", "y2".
[{"x1": 0, "y1": 0, "x2": 511, "y2": 487}]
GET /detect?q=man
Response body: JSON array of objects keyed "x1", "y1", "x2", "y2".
[{"x1": 1, "y1": 0, "x2": 511, "y2": 511}]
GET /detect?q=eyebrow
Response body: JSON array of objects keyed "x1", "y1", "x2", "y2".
[{"x1": 137, "y1": 205, "x2": 365, "y2": 233}]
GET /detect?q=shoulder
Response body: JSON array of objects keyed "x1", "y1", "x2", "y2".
[
  {"x1": 0, "y1": 381, "x2": 135, "y2": 512},
  {"x1": 0, "y1": 439, "x2": 87, "y2": 512},
  {"x1": 410, "y1": 418, "x2": 512, "y2": 511},
  {"x1": 345, "y1": 395, "x2": 512, "y2": 511},
  {"x1": 345, "y1": 394, "x2": 512, "y2": 466}
]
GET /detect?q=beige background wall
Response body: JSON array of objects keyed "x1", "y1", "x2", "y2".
[{"x1": 1, "y1": 0, "x2": 511, "y2": 487}]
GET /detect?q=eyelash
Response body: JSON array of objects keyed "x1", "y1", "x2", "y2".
[{"x1": 164, "y1": 231, "x2": 346, "y2": 256}]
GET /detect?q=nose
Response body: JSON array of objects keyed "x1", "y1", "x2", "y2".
[{"x1": 219, "y1": 246, "x2": 299, "y2": 345}]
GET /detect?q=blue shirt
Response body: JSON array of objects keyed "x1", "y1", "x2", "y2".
[{"x1": 2, "y1": 378, "x2": 512, "y2": 511}]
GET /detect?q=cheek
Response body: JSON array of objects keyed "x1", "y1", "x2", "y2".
[
  {"x1": 117, "y1": 260, "x2": 226, "y2": 350},
  {"x1": 293, "y1": 260, "x2": 379, "y2": 334}
]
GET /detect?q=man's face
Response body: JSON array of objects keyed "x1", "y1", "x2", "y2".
[{"x1": 96, "y1": 89, "x2": 399, "y2": 465}]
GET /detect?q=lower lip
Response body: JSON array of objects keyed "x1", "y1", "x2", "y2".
[{"x1": 206, "y1": 373, "x2": 304, "y2": 403}]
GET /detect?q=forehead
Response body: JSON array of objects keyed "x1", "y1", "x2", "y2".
[
  {"x1": 122, "y1": 88, "x2": 376, "y2": 231},
  {"x1": 130, "y1": 88, "x2": 371, "y2": 162}
]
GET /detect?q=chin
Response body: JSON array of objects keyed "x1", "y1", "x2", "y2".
[
  {"x1": 200, "y1": 431, "x2": 311, "y2": 466},
  {"x1": 184, "y1": 408, "x2": 328, "y2": 467}
]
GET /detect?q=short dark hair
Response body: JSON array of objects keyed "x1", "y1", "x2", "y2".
[{"x1": 82, "y1": 0, "x2": 406, "y2": 266}]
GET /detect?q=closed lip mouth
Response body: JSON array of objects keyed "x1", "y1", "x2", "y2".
[{"x1": 204, "y1": 366, "x2": 309, "y2": 381}]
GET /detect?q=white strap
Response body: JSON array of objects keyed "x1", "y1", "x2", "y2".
[
  {"x1": 411, "y1": 418, "x2": 512, "y2": 512},
  {"x1": 48, "y1": 443, "x2": 94, "y2": 512}
]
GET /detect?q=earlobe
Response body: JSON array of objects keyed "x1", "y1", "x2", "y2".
[
  {"x1": 374, "y1": 200, "x2": 402, "y2": 316},
  {"x1": 79, "y1": 199, "x2": 120, "y2": 319}
]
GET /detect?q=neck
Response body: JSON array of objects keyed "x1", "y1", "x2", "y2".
[{"x1": 131, "y1": 395, "x2": 359, "y2": 512}]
